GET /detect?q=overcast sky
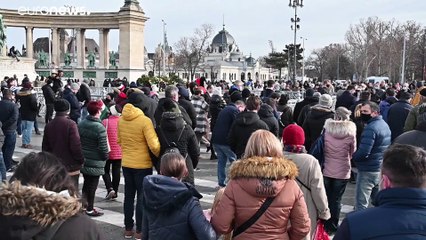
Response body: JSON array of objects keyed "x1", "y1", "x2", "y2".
[{"x1": 2, "y1": 0, "x2": 426, "y2": 58}]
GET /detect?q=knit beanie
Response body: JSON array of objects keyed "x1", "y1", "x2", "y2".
[
  {"x1": 282, "y1": 124, "x2": 305, "y2": 146},
  {"x1": 318, "y1": 94, "x2": 333, "y2": 109},
  {"x1": 230, "y1": 90, "x2": 242, "y2": 103},
  {"x1": 54, "y1": 99, "x2": 70, "y2": 113}
]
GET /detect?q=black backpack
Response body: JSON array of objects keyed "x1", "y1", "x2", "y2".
[{"x1": 159, "y1": 126, "x2": 186, "y2": 157}]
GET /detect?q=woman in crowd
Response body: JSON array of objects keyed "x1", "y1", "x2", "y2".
[
  {"x1": 212, "y1": 129, "x2": 310, "y2": 240},
  {"x1": 142, "y1": 152, "x2": 217, "y2": 240},
  {"x1": 102, "y1": 104, "x2": 123, "y2": 200},
  {"x1": 78, "y1": 100, "x2": 109, "y2": 217},
  {"x1": 322, "y1": 107, "x2": 357, "y2": 235},
  {"x1": 282, "y1": 124, "x2": 331, "y2": 240},
  {"x1": 0, "y1": 152, "x2": 103, "y2": 239}
]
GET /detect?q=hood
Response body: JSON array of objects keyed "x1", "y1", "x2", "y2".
[
  {"x1": 17, "y1": 89, "x2": 32, "y2": 97},
  {"x1": 309, "y1": 105, "x2": 334, "y2": 118},
  {"x1": 258, "y1": 104, "x2": 274, "y2": 118},
  {"x1": 0, "y1": 182, "x2": 81, "y2": 227},
  {"x1": 127, "y1": 92, "x2": 150, "y2": 112},
  {"x1": 235, "y1": 111, "x2": 261, "y2": 126},
  {"x1": 143, "y1": 175, "x2": 202, "y2": 212},
  {"x1": 160, "y1": 112, "x2": 185, "y2": 131},
  {"x1": 122, "y1": 103, "x2": 145, "y2": 121},
  {"x1": 229, "y1": 157, "x2": 298, "y2": 198},
  {"x1": 323, "y1": 119, "x2": 356, "y2": 139}
]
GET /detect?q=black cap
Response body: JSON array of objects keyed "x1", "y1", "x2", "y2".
[
  {"x1": 54, "y1": 99, "x2": 70, "y2": 112},
  {"x1": 230, "y1": 90, "x2": 242, "y2": 103}
]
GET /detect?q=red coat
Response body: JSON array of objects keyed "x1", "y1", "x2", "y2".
[{"x1": 102, "y1": 116, "x2": 122, "y2": 160}]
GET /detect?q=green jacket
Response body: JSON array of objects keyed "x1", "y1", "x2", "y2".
[
  {"x1": 78, "y1": 115, "x2": 109, "y2": 176},
  {"x1": 404, "y1": 103, "x2": 424, "y2": 132}
]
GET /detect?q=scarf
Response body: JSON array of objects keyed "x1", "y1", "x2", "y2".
[{"x1": 284, "y1": 145, "x2": 307, "y2": 154}]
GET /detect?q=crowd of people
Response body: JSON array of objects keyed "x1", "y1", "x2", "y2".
[{"x1": 0, "y1": 74, "x2": 425, "y2": 240}]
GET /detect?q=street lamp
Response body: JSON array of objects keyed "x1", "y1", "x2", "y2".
[
  {"x1": 300, "y1": 37, "x2": 307, "y2": 82},
  {"x1": 162, "y1": 19, "x2": 167, "y2": 77},
  {"x1": 289, "y1": 0, "x2": 303, "y2": 85}
]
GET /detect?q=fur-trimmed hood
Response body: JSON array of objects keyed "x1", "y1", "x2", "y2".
[
  {"x1": 0, "y1": 182, "x2": 81, "y2": 227},
  {"x1": 323, "y1": 118, "x2": 356, "y2": 139}
]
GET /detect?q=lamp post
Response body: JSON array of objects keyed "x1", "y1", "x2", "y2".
[
  {"x1": 289, "y1": 0, "x2": 303, "y2": 85},
  {"x1": 401, "y1": 35, "x2": 407, "y2": 83},
  {"x1": 300, "y1": 37, "x2": 307, "y2": 83},
  {"x1": 162, "y1": 19, "x2": 167, "y2": 77}
]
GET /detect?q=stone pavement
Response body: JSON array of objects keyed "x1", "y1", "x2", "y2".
[{"x1": 1, "y1": 118, "x2": 357, "y2": 240}]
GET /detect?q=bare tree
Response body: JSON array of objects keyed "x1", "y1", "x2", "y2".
[{"x1": 174, "y1": 24, "x2": 214, "y2": 81}]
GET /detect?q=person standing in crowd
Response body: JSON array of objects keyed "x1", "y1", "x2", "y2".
[
  {"x1": 0, "y1": 152, "x2": 103, "y2": 240},
  {"x1": 78, "y1": 100, "x2": 109, "y2": 217},
  {"x1": 191, "y1": 87, "x2": 210, "y2": 149},
  {"x1": 302, "y1": 94, "x2": 335, "y2": 150},
  {"x1": 42, "y1": 99, "x2": 84, "y2": 189},
  {"x1": 63, "y1": 83, "x2": 81, "y2": 123},
  {"x1": 297, "y1": 92, "x2": 321, "y2": 126},
  {"x1": 156, "y1": 99, "x2": 199, "y2": 185},
  {"x1": 335, "y1": 85, "x2": 356, "y2": 109},
  {"x1": 118, "y1": 97, "x2": 161, "y2": 240},
  {"x1": 387, "y1": 91, "x2": 413, "y2": 141},
  {"x1": 378, "y1": 88, "x2": 398, "y2": 122},
  {"x1": 352, "y1": 101, "x2": 391, "y2": 211},
  {"x1": 404, "y1": 88, "x2": 426, "y2": 132},
  {"x1": 335, "y1": 144, "x2": 426, "y2": 239},
  {"x1": 322, "y1": 107, "x2": 357, "y2": 235},
  {"x1": 0, "y1": 89, "x2": 19, "y2": 171},
  {"x1": 282, "y1": 124, "x2": 331, "y2": 240},
  {"x1": 155, "y1": 85, "x2": 193, "y2": 128},
  {"x1": 293, "y1": 88, "x2": 315, "y2": 122},
  {"x1": 394, "y1": 110, "x2": 426, "y2": 149},
  {"x1": 211, "y1": 91, "x2": 245, "y2": 187},
  {"x1": 102, "y1": 105, "x2": 123, "y2": 200},
  {"x1": 142, "y1": 153, "x2": 217, "y2": 240},
  {"x1": 260, "y1": 79, "x2": 275, "y2": 99},
  {"x1": 16, "y1": 81, "x2": 38, "y2": 149},
  {"x1": 228, "y1": 95, "x2": 269, "y2": 159},
  {"x1": 212, "y1": 130, "x2": 311, "y2": 239},
  {"x1": 258, "y1": 103, "x2": 279, "y2": 137},
  {"x1": 208, "y1": 88, "x2": 225, "y2": 160},
  {"x1": 77, "y1": 79, "x2": 92, "y2": 120},
  {"x1": 126, "y1": 89, "x2": 157, "y2": 125},
  {"x1": 178, "y1": 86, "x2": 197, "y2": 128},
  {"x1": 277, "y1": 93, "x2": 293, "y2": 136},
  {"x1": 41, "y1": 77, "x2": 55, "y2": 124}
]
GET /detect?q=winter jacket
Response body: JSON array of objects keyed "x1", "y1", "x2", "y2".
[
  {"x1": 387, "y1": 99, "x2": 413, "y2": 141},
  {"x1": 42, "y1": 114, "x2": 84, "y2": 172},
  {"x1": 302, "y1": 106, "x2": 334, "y2": 150},
  {"x1": 211, "y1": 156, "x2": 311, "y2": 240},
  {"x1": 16, "y1": 89, "x2": 38, "y2": 121},
  {"x1": 258, "y1": 104, "x2": 279, "y2": 137},
  {"x1": 297, "y1": 99, "x2": 319, "y2": 126},
  {"x1": 118, "y1": 104, "x2": 161, "y2": 169},
  {"x1": 208, "y1": 94, "x2": 225, "y2": 131},
  {"x1": 78, "y1": 115, "x2": 109, "y2": 176},
  {"x1": 211, "y1": 103, "x2": 239, "y2": 146},
  {"x1": 404, "y1": 103, "x2": 425, "y2": 132},
  {"x1": 228, "y1": 111, "x2": 269, "y2": 158},
  {"x1": 0, "y1": 98, "x2": 18, "y2": 132},
  {"x1": 323, "y1": 119, "x2": 357, "y2": 180},
  {"x1": 352, "y1": 116, "x2": 391, "y2": 172},
  {"x1": 155, "y1": 98, "x2": 193, "y2": 128},
  {"x1": 334, "y1": 188, "x2": 426, "y2": 240},
  {"x1": 142, "y1": 175, "x2": 217, "y2": 240},
  {"x1": 293, "y1": 97, "x2": 318, "y2": 123},
  {"x1": 379, "y1": 96, "x2": 398, "y2": 121},
  {"x1": 102, "y1": 116, "x2": 122, "y2": 160},
  {"x1": 0, "y1": 183, "x2": 103, "y2": 240},
  {"x1": 284, "y1": 152, "x2": 331, "y2": 240},
  {"x1": 42, "y1": 83, "x2": 55, "y2": 105},
  {"x1": 76, "y1": 83, "x2": 91, "y2": 107},
  {"x1": 278, "y1": 104, "x2": 293, "y2": 128},
  {"x1": 63, "y1": 88, "x2": 81, "y2": 122},
  {"x1": 191, "y1": 95, "x2": 209, "y2": 134},
  {"x1": 394, "y1": 121, "x2": 426, "y2": 149},
  {"x1": 179, "y1": 97, "x2": 197, "y2": 128},
  {"x1": 335, "y1": 90, "x2": 356, "y2": 110}
]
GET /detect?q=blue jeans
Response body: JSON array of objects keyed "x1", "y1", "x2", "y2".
[
  {"x1": 0, "y1": 152, "x2": 6, "y2": 181},
  {"x1": 21, "y1": 120, "x2": 34, "y2": 145},
  {"x1": 213, "y1": 144, "x2": 236, "y2": 187},
  {"x1": 323, "y1": 177, "x2": 349, "y2": 233},
  {"x1": 2, "y1": 131, "x2": 16, "y2": 170},
  {"x1": 355, "y1": 171, "x2": 380, "y2": 211},
  {"x1": 123, "y1": 167, "x2": 152, "y2": 233}
]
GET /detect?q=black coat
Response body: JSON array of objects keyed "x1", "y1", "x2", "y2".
[
  {"x1": 63, "y1": 88, "x2": 81, "y2": 122},
  {"x1": 0, "y1": 99, "x2": 19, "y2": 132},
  {"x1": 42, "y1": 84, "x2": 56, "y2": 105},
  {"x1": 76, "y1": 83, "x2": 91, "y2": 107},
  {"x1": 179, "y1": 97, "x2": 197, "y2": 128},
  {"x1": 228, "y1": 111, "x2": 269, "y2": 158},
  {"x1": 387, "y1": 100, "x2": 413, "y2": 141},
  {"x1": 16, "y1": 89, "x2": 38, "y2": 121},
  {"x1": 155, "y1": 98, "x2": 193, "y2": 128},
  {"x1": 394, "y1": 121, "x2": 426, "y2": 149},
  {"x1": 258, "y1": 104, "x2": 279, "y2": 137},
  {"x1": 293, "y1": 97, "x2": 318, "y2": 122},
  {"x1": 302, "y1": 106, "x2": 334, "y2": 150},
  {"x1": 128, "y1": 92, "x2": 158, "y2": 126},
  {"x1": 336, "y1": 90, "x2": 356, "y2": 109},
  {"x1": 297, "y1": 99, "x2": 319, "y2": 126},
  {"x1": 209, "y1": 94, "x2": 225, "y2": 131}
]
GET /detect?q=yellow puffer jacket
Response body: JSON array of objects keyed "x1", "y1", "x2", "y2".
[
  {"x1": 411, "y1": 86, "x2": 425, "y2": 106},
  {"x1": 118, "y1": 104, "x2": 160, "y2": 169}
]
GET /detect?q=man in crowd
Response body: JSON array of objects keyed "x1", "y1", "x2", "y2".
[
  {"x1": 0, "y1": 89, "x2": 18, "y2": 171},
  {"x1": 352, "y1": 101, "x2": 391, "y2": 211},
  {"x1": 63, "y1": 83, "x2": 81, "y2": 123},
  {"x1": 404, "y1": 88, "x2": 426, "y2": 132},
  {"x1": 41, "y1": 77, "x2": 56, "y2": 124},
  {"x1": 16, "y1": 81, "x2": 38, "y2": 149},
  {"x1": 335, "y1": 144, "x2": 426, "y2": 239},
  {"x1": 335, "y1": 85, "x2": 356, "y2": 109},
  {"x1": 77, "y1": 79, "x2": 92, "y2": 120},
  {"x1": 155, "y1": 85, "x2": 193, "y2": 127},
  {"x1": 387, "y1": 91, "x2": 413, "y2": 141}
]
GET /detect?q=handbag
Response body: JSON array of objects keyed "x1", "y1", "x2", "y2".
[
  {"x1": 309, "y1": 129, "x2": 325, "y2": 169},
  {"x1": 313, "y1": 220, "x2": 330, "y2": 240},
  {"x1": 232, "y1": 197, "x2": 275, "y2": 238}
]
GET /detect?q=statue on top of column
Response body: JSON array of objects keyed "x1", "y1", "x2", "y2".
[
  {"x1": 0, "y1": 14, "x2": 7, "y2": 53},
  {"x1": 109, "y1": 51, "x2": 117, "y2": 68}
]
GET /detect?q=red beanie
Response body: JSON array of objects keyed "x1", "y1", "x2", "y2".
[{"x1": 282, "y1": 124, "x2": 305, "y2": 146}]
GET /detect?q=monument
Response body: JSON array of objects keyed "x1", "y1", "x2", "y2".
[{"x1": 0, "y1": 0, "x2": 148, "y2": 82}]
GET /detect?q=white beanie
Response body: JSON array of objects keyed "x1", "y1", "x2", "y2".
[{"x1": 110, "y1": 105, "x2": 121, "y2": 116}]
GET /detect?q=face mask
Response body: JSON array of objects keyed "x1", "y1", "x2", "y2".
[{"x1": 361, "y1": 113, "x2": 372, "y2": 122}]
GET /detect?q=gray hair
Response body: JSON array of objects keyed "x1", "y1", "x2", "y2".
[{"x1": 165, "y1": 85, "x2": 179, "y2": 99}]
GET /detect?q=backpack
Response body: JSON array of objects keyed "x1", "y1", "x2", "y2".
[
  {"x1": 159, "y1": 125, "x2": 186, "y2": 157},
  {"x1": 309, "y1": 129, "x2": 325, "y2": 169}
]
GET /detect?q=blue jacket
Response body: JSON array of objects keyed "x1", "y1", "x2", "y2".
[
  {"x1": 387, "y1": 100, "x2": 413, "y2": 141},
  {"x1": 379, "y1": 96, "x2": 397, "y2": 121},
  {"x1": 334, "y1": 188, "x2": 426, "y2": 240},
  {"x1": 0, "y1": 99, "x2": 18, "y2": 132},
  {"x1": 63, "y1": 88, "x2": 81, "y2": 122},
  {"x1": 142, "y1": 175, "x2": 216, "y2": 240},
  {"x1": 211, "y1": 103, "x2": 239, "y2": 145},
  {"x1": 352, "y1": 115, "x2": 391, "y2": 172}
]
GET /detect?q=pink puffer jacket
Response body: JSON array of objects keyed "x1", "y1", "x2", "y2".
[{"x1": 102, "y1": 116, "x2": 122, "y2": 160}]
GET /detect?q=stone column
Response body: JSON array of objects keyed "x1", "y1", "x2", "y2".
[
  {"x1": 25, "y1": 27, "x2": 34, "y2": 58},
  {"x1": 99, "y1": 29, "x2": 110, "y2": 69},
  {"x1": 76, "y1": 28, "x2": 86, "y2": 68},
  {"x1": 51, "y1": 28, "x2": 59, "y2": 66},
  {"x1": 1, "y1": 44, "x2": 6, "y2": 57}
]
